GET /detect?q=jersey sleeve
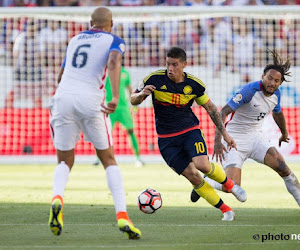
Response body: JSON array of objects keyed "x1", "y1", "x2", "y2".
[
  {"x1": 227, "y1": 83, "x2": 257, "y2": 110},
  {"x1": 61, "y1": 55, "x2": 66, "y2": 68},
  {"x1": 195, "y1": 93, "x2": 210, "y2": 105},
  {"x1": 109, "y1": 35, "x2": 126, "y2": 55},
  {"x1": 272, "y1": 89, "x2": 282, "y2": 113},
  {"x1": 193, "y1": 79, "x2": 209, "y2": 105}
]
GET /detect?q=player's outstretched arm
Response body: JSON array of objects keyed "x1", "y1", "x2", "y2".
[
  {"x1": 130, "y1": 85, "x2": 156, "y2": 105},
  {"x1": 202, "y1": 101, "x2": 236, "y2": 162},
  {"x1": 272, "y1": 111, "x2": 290, "y2": 147}
]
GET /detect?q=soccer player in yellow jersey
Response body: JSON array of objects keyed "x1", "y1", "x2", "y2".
[{"x1": 131, "y1": 47, "x2": 246, "y2": 221}]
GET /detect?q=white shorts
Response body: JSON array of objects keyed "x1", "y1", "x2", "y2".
[
  {"x1": 222, "y1": 132, "x2": 273, "y2": 169},
  {"x1": 49, "y1": 92, "x2": 112, "y2": 151}
]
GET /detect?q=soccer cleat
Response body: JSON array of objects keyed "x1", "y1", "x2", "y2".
[
  {"x1": 49, "y1": 199, "x2": 63, "y2": 236},
  {"x1": 135, "y1": 159, "x2": 144, "y2": 168},
  {"x1": 222, "y1": 210, "x2": 235, "y2": 221},
  {"x1": 190, "y1": 189, "x2": 201, "y2": 203},
  {"x1": 230, "y1": 184, "x2": 247, "y2": 202},
  {"x1": 118, "y1": 219, "x2": 141, "y2": 240}
]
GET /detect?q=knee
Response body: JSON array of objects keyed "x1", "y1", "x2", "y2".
[
  {"x1": 97, "y1": 151, "x2": 117, "y2": 168},
  {"x1": 183, "y1": 168, "x2": 202, "y2": 186}
]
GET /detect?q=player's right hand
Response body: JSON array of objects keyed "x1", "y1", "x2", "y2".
[
  {"x1": 223, "y1": 133, "x2": 237, "y2": 151},
  {"x1": 141, "y1": 85, "x2": 156, "y2": 97},
  {"x1": 101, "y1": 97, "x2": 118, "y2": 114}
]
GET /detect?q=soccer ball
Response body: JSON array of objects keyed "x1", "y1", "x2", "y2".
[{"x1": 137, "y1": 188, "x2": 162, "y2": 214}]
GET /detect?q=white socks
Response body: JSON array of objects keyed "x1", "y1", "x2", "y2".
[
  {"x1": 106, "y1": 165, "x2": 127, "y2": 213},
  {"x1": 52, "y1": 161, "x2": 70, "y2": 198},
  {"x1": 203, "y1": 176, "x2": 223, "y2": 191},
  {"x1": 282, "y1": 172, "x2": 300, "y2": 207}
]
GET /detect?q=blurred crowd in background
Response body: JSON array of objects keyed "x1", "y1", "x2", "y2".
[
  {"x1": 0, "y1": 0, "x2": 300, "y2": 7},
  {"x1": 1, "y1": 0, "x2": 300, "y2": 108}
]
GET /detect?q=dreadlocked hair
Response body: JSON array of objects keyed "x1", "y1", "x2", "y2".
[{"x1": 263, "y1": 49, "x2": 292, "y2": 82}]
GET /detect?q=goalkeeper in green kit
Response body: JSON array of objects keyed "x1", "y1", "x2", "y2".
[{"x1": 94, "y1": 67, "x2": 144, "y2": 167}]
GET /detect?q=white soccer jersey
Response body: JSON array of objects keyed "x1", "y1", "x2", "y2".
[
  {"x1": 225, "y1": 81, "x2": 281, "y2": 134},
  {"x1": 57, "y1": 29, "x2": 125, "y2": 94},
  {"x1": 50, "y1": 29, "x2": 125, "y2": 151}
]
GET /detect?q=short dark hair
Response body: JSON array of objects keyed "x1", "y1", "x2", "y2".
[
  {"x1": 167, "y1": 47, "x2": 186, "y2": 62},
  {"x1": 263, "y1": 49, "x2": 291, "y2": 82}
]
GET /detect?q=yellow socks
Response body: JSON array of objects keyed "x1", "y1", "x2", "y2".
[
  {"x1": 194, "y1": 180, "x2": 221, "y2": 207},
  {"x1": 194, "y1": 180, "x2": 232, "y2": 213},
  {"x1": 205, "y1": 162, "x2": 234, "y2": 192}
]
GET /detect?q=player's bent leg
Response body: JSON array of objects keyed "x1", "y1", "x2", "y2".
[
  {"x1": 183, "y1": 164, "x2": 234, "y2": 220},
  {"x1": 49, "y1": 195, "x2": 64, "y2": 236},
  {"x1": 225, "y1": 166, "x2": 242, "y2": 186},
  {"x1": 264, "y1": 147, "x2": 300, "y2": 207},
  {"x1": 193, "y1": 159, "x2": 247, "y2": 202},
  {"x1": 224, "y1": 166, "x2": 247, "y2": 202}
]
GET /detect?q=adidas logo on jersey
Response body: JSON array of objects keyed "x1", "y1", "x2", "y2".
[{"x1": 160, "y1": 85, "x2": 167, "y2": 90}]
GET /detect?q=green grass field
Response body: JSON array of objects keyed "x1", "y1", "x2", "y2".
[{"x1": 0, "y1": 162, "x2": 300, "y2": 249}]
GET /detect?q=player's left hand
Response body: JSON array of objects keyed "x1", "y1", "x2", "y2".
[
  {"x1": 279, "y1": 133, "x2": 290, "y2": 147},
  {"x1": 213, "y1": 141, "x2": 227, "y2": 163},
  {"x1": 101, "y1": 97, "x2": 118, "y2": 114},
  {"x1": 223, "y1": 133, "x2": 237, "y2": 151}
]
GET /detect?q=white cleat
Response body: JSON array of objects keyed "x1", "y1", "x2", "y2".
[
  {"x1": 222, "y1": 210, "x2": 235, "y2": 221},
  {"x1": 230, "y1": 184, "x2": 247, "y2": 202},
  {"x1": 135, "y1": 159, "x2": 144, "y2": 168}
]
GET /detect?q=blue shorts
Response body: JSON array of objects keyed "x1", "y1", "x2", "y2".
[{"x1": 158, "y1": 129, "x2": 208, "y2": 175}]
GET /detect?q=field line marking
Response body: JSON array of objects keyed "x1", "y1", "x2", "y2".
[
  {"x1": 0, "y1": 242, "x2": 299, "y2": 248},
  {"x1": 0, "y1": 223, "x2": 299, "y2": 227}
]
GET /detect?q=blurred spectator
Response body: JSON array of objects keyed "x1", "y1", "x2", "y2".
[
  {"x1": 9, "y1": 0, "x2": 37, "y2": 6},
  {"x1": 231, "y1": 0, "x2": 264, "y2": 5},
  {"x1": 209, "y1": 0, "x2": 264, "y2": 4},
  {"x1": 36, "y1": 0, "x2": 53, "y2": 6},
  {"x1": 109, "y1": 0, "x2": 142, "y2": 6},
  {"x1": 5, "y1": 18, "x2": 44, "y2": 108},
  {"x1": 201, "y1": 17, "x2": 232, "y2": 75},
  {"x1": 276, "y1": 0, "x2": 300, "y2": 4},
  {"x1": 142, "y1": 0, "x2": 157, "y2": 5},
  {"x1": 185, "y1": 0, "x2": 208, "y2": 6},
  {"x1": 162, "y1": 0, "x2": 185, "y2": 4},
  {"x1": 53, "y1": 0, "x2": 79, "y2": 5},
  {"x1": 79, "y1": 0, "x2": 108, "y2": 5},
  {"x1": 231, "y1": 17, "x2": 263, "y2": 82},
  {"x1": 38, "y1": 19, "x2": 68, "y2": 97}
]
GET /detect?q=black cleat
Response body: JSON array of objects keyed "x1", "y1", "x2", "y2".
[{"x1": 191, "y1": 189, "x2": 201, "y2": 203}]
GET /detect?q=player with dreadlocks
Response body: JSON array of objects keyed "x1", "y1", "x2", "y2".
[{"x1": 191, "y1": 49, "x2": 300, "y2": 208}]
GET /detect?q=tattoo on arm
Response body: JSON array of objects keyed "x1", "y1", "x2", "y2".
[
  {"x1": 204, "y1": 101, "x2": 225, "y2": 134},
  {"x1": 212, "y1": 104, "x2": 234, "y2": 138},
  {"x1": 220, "y1": 105, "x2": 233, "y2": 122}
]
